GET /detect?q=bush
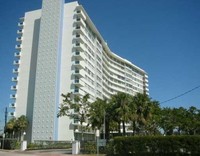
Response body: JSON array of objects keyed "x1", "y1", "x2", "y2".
[
  {"x1": 27, "y1": 141, "x2": 71, "y2": 150},
  {"x1": 105, "y1": 140, "x2": 115, "y2": 156},
  {"x1": 2, "y1": 139, "x2": 20, "y2": 150},
  {"x1": 82, "y1": 141, "x2": 96, "y2": 154},
  {"x1": 107, "y1": 135, "x2": 200, "y2": 155}
]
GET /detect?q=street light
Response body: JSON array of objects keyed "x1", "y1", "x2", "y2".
[
  {"x1": 23, "y1": 131, "x2": 26, "y2": 141},
  {"x1": 21, "y1": 131, "x2": 27, "y2": 151},
  {"x1": 96, "y1": 129, "x2": 100, "y2": 156}
]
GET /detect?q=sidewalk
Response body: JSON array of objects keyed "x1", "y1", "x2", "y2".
[{"x1": 0, "y1": 149, "x2": 105, "y2": 156}]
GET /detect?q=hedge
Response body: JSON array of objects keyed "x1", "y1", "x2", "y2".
[{"x1": 108, "y1": 135, "x2": 200, "y2": 156}]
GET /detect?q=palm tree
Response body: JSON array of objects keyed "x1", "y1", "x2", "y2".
[
  {"x1": 187, "y1": 106, "x2": 200, "y2": 135},
  {"x1": 5, "y1": 115, "x2": 28, "y2": 140},
  {"x1": 131, "y1": 93, "x2": 153, "y2": 135},
  {"x1": 5, "y1": 118, "x2": 16, "y2": 138},
  {"x1": 15, "y1": 115, "x2": 28, "y2": 141},
  {"x1": 89, "y1": 98, "x2": 106, "y2": 130},
  {"x1": 158, "y1": 107, "x2": 175, "y2": 135},
  {"x1": 110, "y1": 92, "x2": 132, "y2": 136}
]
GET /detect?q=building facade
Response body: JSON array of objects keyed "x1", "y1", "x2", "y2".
[{"x1": 10, "y1": 0, "x2": 149, "y2": 143}]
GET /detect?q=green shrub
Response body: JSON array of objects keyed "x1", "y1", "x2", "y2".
[
  {"x1": 3, "y1": 139, "x2": 20, "y2": 150},
  {"x1": 82, "y1": 141, "x2": 96, "y2": 154},
  {"x1": 27, "y1": 141, "x2": 71, "y2": 150},
  {"x1": 107, "y1": 135, "x2": 200, "y2": 155},
  {"x1": 105, "y1": 140, "x2": 115, "y2": 156}
]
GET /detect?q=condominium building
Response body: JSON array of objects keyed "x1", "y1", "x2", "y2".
[{"x1": 10, "y1": 0, "x2": 149, "y2": 143}]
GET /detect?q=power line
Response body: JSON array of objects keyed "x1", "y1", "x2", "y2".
[{"x1": 160, "y1": 85, "x2": 200, "y2": 104}]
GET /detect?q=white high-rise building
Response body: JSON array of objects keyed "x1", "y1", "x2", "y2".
[{"x1": 10, "y1": 0, "x2": 149, "y2": 143}]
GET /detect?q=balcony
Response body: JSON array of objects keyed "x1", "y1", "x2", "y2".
[
  {"x1": 73, "y1": 87, "x2": 85, "y2": 96},
  {"x1": 74, "y1": 26, "x2": 85, "y2": 35},
  {"x1": 13, "y1": 60, "x2": 20, "y2": 66},
  {"x1": 12, "y1": 77, "x2": 18, "y2": 82},
  {"x1": 73, "y1": 51, "x2": 84, "y2": 60},
  {"x1": 72, "y1": 121, "x2": 81, "y2": 126},
  {"x1": 19, "y1": 17, "x2": 24, "y2": 21},
  {"x1": 13, "y1": 68, "x2": 19, "y2": 74},
  {"x1": 74, "y1": 42, "x2": 84, "y2": 51},
  {"x1": 75, "y1": 34, "x2": 85, "y2": 43},
  {"x1": 11, "y1": 85, "x2": 17, "y2": 91},
  {"x1": 73, "y1": 79, "x2": 84, "y2": 87},
  {"x1": 9, "y1": 112, "x2": 16, "y2": 117},
  {"x1": 16, "y1": 36, "x2": 22, "y2": 42},
  {"x1": 15, "y1": 44, "x2": 22, "y2": 50},
  {"x1": 73, "y1": 60, "x2": 84, "y2": 69},
  {"x1": 9, "y1": 103, "x2": 16, "y2": 108},
  {"x1": 76, "y1": 10, "x2": 86, "y2": 20},
  {"x1": 10, "y1": 94, "x2": 17, "y2": 99},
  {"x1": 15, "y1": 52, "x2": 21, "y2": 58},
  {"x1": 18, "y1": 22, "x2": 24, "y2": 27},
  {"x1": 17, "y1": 29, "x2": 23, "y2": 34},
  {"x1": 73, "y1": 69, "x2": 84, "y2": 78},
  {"x1": 74, "y1": 17, "x2": 86, "y2": 27}
]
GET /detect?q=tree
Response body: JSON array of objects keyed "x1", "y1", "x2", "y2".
[
  {"x1": 158, "y1": 107, "x2": 175, "y2": 135},
  {"x1": 57, "y1": 93, "x2": 90, "y2": 141},
  {"x1": 144, "y1": 100, "x2": 161, "y2": 135},
  {"x1": 15, "y1": 115, "x2": 29, "y2": 140},
  {"x1": 5, "y1": 118, "x2": 16, "y2": 138},
  {"x1": 89, "y1": 98, "x2": 106, "y2": 130},
  {"x1": 131, "y1": 93, "x2": 157, "y2": 135},
  {"x1": 186, "y1": 106, "x2": 200, "y2": 135},
  {"x1": 5, "y1": 115, "x2": 28, "y2": 140},
  {"x1": 110, "y1": 92, "x2": 132, "y2": 136}
]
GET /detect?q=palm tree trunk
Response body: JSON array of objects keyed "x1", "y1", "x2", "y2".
[
  {"x1": 105, "y1": 119, "x2": 110, "y2": 140},
  {"x1": 118, "y1": 122, "x2": 121, "y2": 134},
  {"x1": 122, "y1": 121, "x2": 126, "y2": 136},
  {"x1": 132, "y1": 121, "x2": 137, "y2": 136}
]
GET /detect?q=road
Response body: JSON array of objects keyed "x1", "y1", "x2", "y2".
[{"x1": 0, "y1": 149, "x2": 72, "y2": 156}]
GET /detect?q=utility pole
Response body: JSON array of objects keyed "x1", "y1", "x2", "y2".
[
  {"x1": 103, "y1": 110, "x2": 106, "y2": 140},
  {"x1": 4, "y1": 107, "x2": 7, "y2": 132}
]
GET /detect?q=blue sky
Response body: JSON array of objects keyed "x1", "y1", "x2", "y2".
[{"x1": 0, "y1": 0, "x2": 200, "y2": 130}]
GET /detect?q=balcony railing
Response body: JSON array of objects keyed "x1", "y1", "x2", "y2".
[
  {"x1": 17, "y1": 29, "x2": 23, "y2": 34},
  {"x1": 13, "y1": 69, "x2": 19, "y2": 74},
  {"x1": 74, "y1": 25, "x2": 86, "y2": 36},
  {"x1": 9, "y1": 103, "x2": 16, "y2": 108},
  {"x1": 75, "y1": 42, "x2": 84, "y2": 51},
  {"x1": 73, "y1": 79, "x2": 84, "y2": 87},
  {"x1": 15, "y1": 52, "x2": 21, "y2": 58},
  {"x1": 74, "y1": 17, "x2": 86, "y2": 27},
  {"x1": 12, "y1": 77, "x2": 18, "y2": 82},
  {"x1": 9, "y1": 112, "x2": 16, "y2": 117},
  {"x1": 72, "y1": 51, "x2": 84, "y2": 60},
  {"x1": 73, "y1": 69, "x2": 84, "y2": 78},
  {"x1": 15, "y1": 44, "x2": 22, "y2": 50},
  {"x1": 19, "y1": 17, "x2": 24, "y2": 21},
  {"x1": 75, "y1": 9, "x2": 86, "y2": 20},
  {"x1": 75, "y1": 34, "x2": 86, "y2": 43},
  {"x1": 11, "y1": 85, "x2": 17, "y2": 90},
  {"x1": 16, "y1": 37, "x2": 22, "y2": 42},
  {"x1": 18, "y1": 22, "x2": 24, "y2": 27},
  {"x1": 10, "y1": 94, "x2": 17, "y2": 99},
  {"x1": 13, "y1": 60, "x2": 20, "y2": 66},
  {"x1": 74, "y1": 60, "x2": 84, "y2": 69}
]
